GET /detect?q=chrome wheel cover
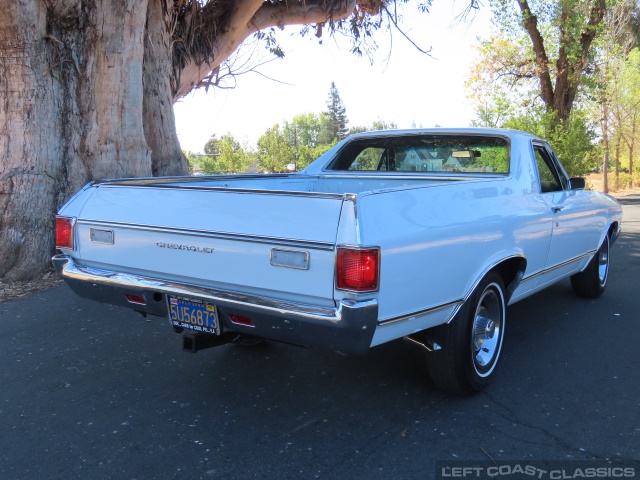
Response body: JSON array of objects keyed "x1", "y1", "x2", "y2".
[
  {"x1": 598, "y1": 238, "x2": 609, "y2": 287},
  {"x1": 472, "y1": 284, "x2": 504, "y2": 377}
]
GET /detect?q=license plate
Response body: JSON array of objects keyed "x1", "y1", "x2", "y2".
[{"x1": 167, "y1": 295, "x2": 219, "y2": 334}]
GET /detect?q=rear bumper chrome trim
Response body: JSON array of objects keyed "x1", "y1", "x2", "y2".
[{"x1": 52, "y1": 255, "x2": 378, "y2": 354}]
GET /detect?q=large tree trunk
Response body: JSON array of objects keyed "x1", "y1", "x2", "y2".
[{"x1": 0, "y1": 1, "x2": 186, "y2": 281}]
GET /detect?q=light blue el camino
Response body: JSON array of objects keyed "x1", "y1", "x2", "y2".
[{"x1": 53, "y1": 129, "x2": 622, "y2": 394}]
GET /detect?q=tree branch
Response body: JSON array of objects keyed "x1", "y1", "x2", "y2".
[
  {"x1": 555, "y1": 0, "x2": 605, "y2": 121},
  {"x1": 173, "y1": 0, "x2": 357, "y2": 101},
  {"x1": 516, "y1": 0, "x2": 554, "y2": 109}
]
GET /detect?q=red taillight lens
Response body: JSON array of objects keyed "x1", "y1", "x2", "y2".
[
  {"x1": 228, "y1": 314, "x2": 255, "y2": 327},
  {"x1": 55, "y1": 216, "x2": 74, "y2": 249},
  {"x1": 336, "y1": 247, "x2": 380, "y2": 292},
  {"x1": 125, "y1": 294, "x2": 147, "y2": 306}
]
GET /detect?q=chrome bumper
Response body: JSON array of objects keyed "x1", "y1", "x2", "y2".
[{"x1": 52, "y1": 255, "x2": 378, "y2": 354}]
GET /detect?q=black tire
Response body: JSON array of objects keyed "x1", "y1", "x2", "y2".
[
  {"x1": 570, "y1": 235, "x2": 609, "y2": 299},
  {"x1": 426, "y1": 272, "x2": 506, "y2": 395}
]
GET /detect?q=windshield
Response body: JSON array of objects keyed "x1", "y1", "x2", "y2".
[{"x1": 326, "y1": 135, "x2": 510, "y2": 174}]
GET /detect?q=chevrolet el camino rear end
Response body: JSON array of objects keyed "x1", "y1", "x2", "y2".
[{"x1": 53, "y1": 129, "x2": 622, "y2": 394}]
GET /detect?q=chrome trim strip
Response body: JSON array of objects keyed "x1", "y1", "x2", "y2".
[
  {"x1": 98, "y1": 182, "x2": 345, "y2": 200},
  {"x1": 521, "y1": 251, "x2": 596, "y2": 283},
  {"x1": 378, "y1": 299, "x2": 463, "y2": 326},
  {"x1": 96, "y1": 174, "x2": 292, "y2": 186},
  {"x1": 343, "y1": 194, "x2": 361, "y2": 244},
  {"x1": 76, "y1": 219, "x2": 336, "y2": 251},
  {"x1": 52, "y1": 255, "x2": 375, "y2": 324},
  {"x1": 316, "y1": 173, "x2": 508, "y2": 181}
]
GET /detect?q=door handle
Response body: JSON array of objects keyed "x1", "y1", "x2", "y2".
[{"x1": 551, "y1": 205, "x2": 564, "y2": 213}]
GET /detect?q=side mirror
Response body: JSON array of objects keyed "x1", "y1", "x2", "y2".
[{"x1": 569, "y1": 177, "x2": 586, "y2": 190}]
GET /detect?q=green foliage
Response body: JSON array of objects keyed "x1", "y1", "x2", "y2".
[
  {"x1": 503, "y1": 108, "x2": 598, "y2": 176},
  {"x1": 184, "y1": 150, "x2": 222, "y2": 175},
  {"x1": 469, "y1": 93, "x2": 516, "y2": 128},
  {"x1": 296, "y1": 143, "x2": 334, "y2": 170},
  {"x1": 607, "y1": 171, "x2": 640, "y2": 190},
  {"x1": 348, "y1": 118, "x2": 398, "y2": 136},
  {"x1": 609, "y1": 48, "x2": 640, "y2": 175},
  {"x1": 257, "y1": 124, "x2": 296, "y2": 172},
  {"x1": 349, "y1": 148, "x2": 384, "y2": 170},
  {"x1": 470, "y1": 147, "x2": 509, "y2": 173},
  {"x1": 468, "y1": 0, "x2": 617, "y2": 127},
  {"x1": 283, "y1": 113, "x2": 325, "y2": 148},
  {"x1": 200, "y1": 133, "x2": 252, "y2": 174}
]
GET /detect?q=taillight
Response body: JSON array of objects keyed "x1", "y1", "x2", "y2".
[
  {"x1": 55, "y1": 216, "x2": 75, "y2": 250},
  {"x1": 125, "y1": 294, "x2": 146, "y2": 306},
  {"x1": 336, "y1": 247, "x2": 380, "y2": 292},
  {"x1": 228, "y1": 314, "x2": 255, "y2": 327}
]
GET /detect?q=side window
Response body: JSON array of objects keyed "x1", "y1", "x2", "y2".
[
  {"x1": 349, "y1": 147, "x2": 386, "y2": 171},
  {"x1": 533, "y1": 145, "x2": 563, "y2": 193}
]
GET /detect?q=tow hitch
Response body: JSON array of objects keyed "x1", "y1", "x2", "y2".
[{"x1": 182, "y1": 333, "x2": 235, "y2": 352}]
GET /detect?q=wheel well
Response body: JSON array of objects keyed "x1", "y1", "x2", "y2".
[{"x1": 492, "y1": 257, "x2": 527, "y2": 304}]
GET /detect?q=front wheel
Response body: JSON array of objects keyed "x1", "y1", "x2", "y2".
[
  {"x1": 570, "y1": 235, "x2": 609, "y2": 299},
  {"x1": 426, "y1": 272, "x2": 507, "y2": 395}
]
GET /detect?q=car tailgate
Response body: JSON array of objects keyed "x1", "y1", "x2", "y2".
[{"x1": 72, "y1": 184, "x2": 344, "y2": 305}]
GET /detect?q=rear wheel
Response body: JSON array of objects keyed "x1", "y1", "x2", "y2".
[
  {"x1": 570, "y1": 235, "x2": 609, "y2": 299},
  {"x1": 426, "y1": 272, "x2": 506, "y2": 395}
]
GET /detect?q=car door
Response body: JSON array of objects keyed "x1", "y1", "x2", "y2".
[{"x1": 532, "y1": 141, "x2": 601, "y2": 289}]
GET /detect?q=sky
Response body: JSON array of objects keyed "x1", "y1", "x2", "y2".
[{"x1": 173, "y1": 2, "x2": 494, "y2": 153}]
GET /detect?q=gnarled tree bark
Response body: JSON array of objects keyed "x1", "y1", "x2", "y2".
[{"x1": 0, "y1": 1, "x2": 184, "y2": 280}]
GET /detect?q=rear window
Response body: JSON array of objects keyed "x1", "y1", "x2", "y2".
[{"x1": 326, "y1": 135, "x2": 509, "y2": 174}]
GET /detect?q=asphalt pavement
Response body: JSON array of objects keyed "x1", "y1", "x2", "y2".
[{"x1": 1, "y1": 196, "x2": 639, "y2": 480}]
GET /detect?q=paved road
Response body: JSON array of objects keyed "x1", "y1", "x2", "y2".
[{"x1": 1, "y1": 197, "x2": 639, "y2": 480}]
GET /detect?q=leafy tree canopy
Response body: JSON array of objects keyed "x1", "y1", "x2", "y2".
[
  {"x1": 468, "y1": 0, "x2": 618, "y2": 124},
  {"x1": 504, "y1": 108, "x2": 598, "y2": 175},
  {"x1": 257, "y1": 124, "x2": 296, "y2": 172}
]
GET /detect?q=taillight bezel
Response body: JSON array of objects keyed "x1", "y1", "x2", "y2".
[
  {"x1": 336, "y1": 246, "x2": 381, "y2": 293},
  {"x1": 55, "y1": 216, "x2": 76, "y2": 250}
]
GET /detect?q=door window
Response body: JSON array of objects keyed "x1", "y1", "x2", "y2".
[{"x1": 533, "y1": 145, "x2": 564, "y2": 193}]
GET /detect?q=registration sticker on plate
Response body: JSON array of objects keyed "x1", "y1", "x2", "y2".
[{"x1": 167, "y1": 295, "x2": 219, "y2": 334}]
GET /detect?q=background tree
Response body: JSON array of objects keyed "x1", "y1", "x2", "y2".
[
  {"x1": 468, "y1": 0, "x2": 614, "y2": 125},
  {"x1": 466, "y1": 0, "x2": 640, "y2": 176},
  {"x1": 587, "y1": 2, "x2": 638, "y2": 191},
  {"x1": 282, "y1": 114, "x2": 334, "y2": 169},
  {"x1": 1, "y1": 0, "x2": 453, "y2": 281},
  {"x1": 607, "y1": 48, "x2": 640, "y2": 188},
  {"x1": 201, "y1": 133, "x2": 251, "y2": 173},
  {"x1": 319, "y1": 82, "x2": 349, "y2": 144},
  {"x1": 283, "y1": 113, "x2": 325, "y2": 149},
  {"x1": 349, "y1": 118, "x2": 398, "y2": 135},
  {"x1": 257, "y1": 124, "x2": 296, "y2": 173},
  {"x1": 501, "y1": 0, "x2": 606, "y2": 123}
]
